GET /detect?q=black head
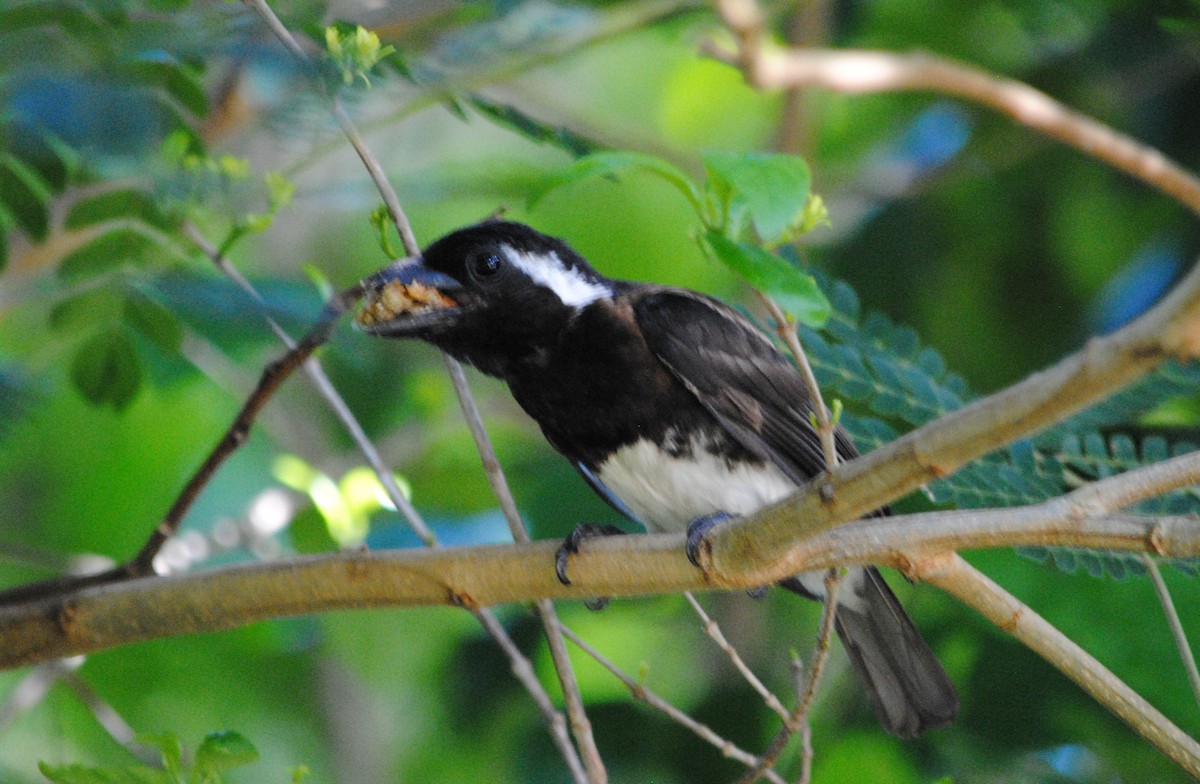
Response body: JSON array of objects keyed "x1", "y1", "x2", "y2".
[{"x1": 355, "y1": 221, "x2": 613, "y2": 375}]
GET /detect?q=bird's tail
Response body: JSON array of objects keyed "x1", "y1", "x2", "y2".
[{"x1": 783, "y1": 567, "x2": 958, "y2": 738}]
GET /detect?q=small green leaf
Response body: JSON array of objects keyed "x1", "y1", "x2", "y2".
[
  {"x1": 136, "y1": 732, "x2": 184, "y2": 774},
  {"x1": 265, "y1": 172, "x2": 295, "y2": 210},
  {"x1": 58, "y1": 227, "x2": 157, "y2": 281},
  {"x1": 65, "y1": 188, "x2": 173, "y2": 231},
  {"x1": 701, "y1": 152, "x2": 811, "y2": 243},
  {"x1": 0, "y1": 1, "x2": 104, "y2": 38},
  {"x1": 369, "y1": 203, "x2": 399, "y2": 259},
  {"x1": 532, "y1": 151, "x2": 701, "y2": 214},
  {"x1": 324, "y1": 24, "x2": 396, "y2": 86},
  {"x1": 69, "y1": 328, "x2": 143, "y2": 411},
  {"x1": 123, "y1": 290, "x2": 184, "y2": 352},
  {"x1": 704, "y1": 230, "x2": 830, "y2": 327},
  {"x1": 466, "y1": 95, "x2": 598, "y2": 158},
  {"x1": 0, "y1": 153, "x2": 53, "y2": 241},
  {"x1": 49, "y1": 288, "x2": 123, "y2": 334},
  {"x1": 122, "y1": 53, "x2": 208, "y2": 117},
  {"x1": 38, "y1": 762, "x2": 169, "y2": 784},
  {"x1": 194, "y1": 730, "x2": 259, "y2": 775}
]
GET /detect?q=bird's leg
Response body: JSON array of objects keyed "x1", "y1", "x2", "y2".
[
  {"x1": 685, "y1": 512, "x2": 767, "y2": 598},
  {"x1": 684, "y1": 511, "x2": 738, "y2": 567},
  {"x1": 554, "y1": 523, "x2": 625, "y2": 586}
]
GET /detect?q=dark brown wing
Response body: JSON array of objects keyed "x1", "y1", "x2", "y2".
[{"x1": 628, "y1": 286, "x2": 858, "y2": 485}]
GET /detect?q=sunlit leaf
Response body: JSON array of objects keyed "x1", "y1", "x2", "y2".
[
  {"x1": 57, "y1": 227, "x2": 158, "y2": 280},
  {"x1": 703, "y1": 230, "x2": 830, "y2": 326},
  {"x1": 194, "y1": 730, "x2": 259, "y2": 775},
  {"x1": 701, "y1": 151, "x2": 811, "y2": 243},
  {"x1": 531, "y1": 151, "x2": 701, "y2": 213},
  {"x1": 37, "y1": 762, "x2": 169, "y2": 784},
  {"x1": 65, "y1": 187, "x2": 173, "y2": 230},
  {"x1": 49, "y1": 287, "x2": 123, "y2": 334}
]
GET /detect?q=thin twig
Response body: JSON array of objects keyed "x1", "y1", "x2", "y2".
[
  {"x1": 237, "y1": 1, "x2": 601, "y2": 778},
  {"x1": 757, "y1": 293, "x2": 838, "y2": 472},
  {"x1": 925, "y1": 553, "x2": 1200, "y2": 779},
  {"x1": 684, "y1": 592, "x2": 790, "y2": 721},
  {"x1": 182, "y1": 223, "x2": 591, "y2": 781},
  {"x1": 472, "y1": 607, "x2": 591, "y2": 784},
  {"x1": 1142, "y1": 554, "x2": 1200, "y2": 713},
  {"x1": 241, "y1": 0, "x2": 421, "y2": 256},
  {"x1": 735, "y1": 570, "x2": 841, "y2": 784},
  {"x1": 442, "y1": 355, "x2": 607, "y2": 784},
  {"x1": 555, "y1": 622, "x2": 787, "y2": 784},
  {"x1": 183, "y1": 221, "x2": 436, "y2": 547},
  {"x1": 0, "y1": 280, "x2": 364, "y2": 606}
]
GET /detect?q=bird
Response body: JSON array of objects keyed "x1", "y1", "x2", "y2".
[{"x1": 355, "y1": 219, "x2": 958, "y2": 738}]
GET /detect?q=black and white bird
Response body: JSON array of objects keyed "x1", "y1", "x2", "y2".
[{"x1": 356, "y1": 220, "x2": 958, "y2": 737}]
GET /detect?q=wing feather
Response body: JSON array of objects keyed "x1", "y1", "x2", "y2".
[{"x1": 629, "y1": 287, "x2": 859, "y2": 484}]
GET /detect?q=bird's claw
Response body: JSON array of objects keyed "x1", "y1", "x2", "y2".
[
  {"x1": 685, "y1": 511, "x2": 737, "y2": 568},
  {"x1": 554, "y1": 523, "x2": 625, "y2": 586}
]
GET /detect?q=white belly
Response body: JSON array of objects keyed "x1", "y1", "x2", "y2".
[
  {"x1": 595, "y1": 436, "x2": 796, "y2": 533},
  {"x1": 594, "y1": 434, "x2": 867, "y2": 609}
]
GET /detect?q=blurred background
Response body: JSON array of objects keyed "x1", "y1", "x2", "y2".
[{"x1": 2, "y1": 0, "x2": 1200, "y2": 781}]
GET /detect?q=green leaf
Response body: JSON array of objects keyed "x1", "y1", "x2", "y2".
[
  {"x1": 58, "y1": 227, "x2": 157, "y2": 281},
  {"x1": 0, "y1": 153, "x2": 53, "y2": 241},
  {"x1": 532, "y1": 151, "x2": 701, "y2": 213},
  {"x1": 0, "y1": 0, "x2": 104, "y2": 39},
  {"x1": 0, "y1": 218, "x2": 7, "y2": 272},
  {"x1": 194, "y1": 730, "x2": 259, "y2": 775},
  {"x1": 703, "y1": 230, "x2": 830, "y2": 326},
  {"x1": 701, "y1": 151, "x2": 811, "y2": 243},
  {"x1": 49, "y1": 287, "x2": 123, "y2": 334},
  {"x1": 121, "y1": 53, "x2": 209, "y2": 117},
  {"x1": 369, "y1": 203, "x2": 399, "y2": 259},
  {"x1": 123, "y1": 289, "x2": 184, "y2": 352},
  {"x1": 466, "y1": 95, "x2": 598, "y2": 158},
  {"x1": 135, "y1": 732, "x2": 184, "y2": 774},
  {"x1": 65, "y1": 187, "x2": 173, "y2": 231},
  {"x1": 69, "y1": 328, "x2": 143, "y2": 411},
  {"x1": 38, "y1": 762, "x2": 170, "y2": 784}
]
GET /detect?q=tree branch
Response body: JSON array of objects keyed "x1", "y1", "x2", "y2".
[
  {"x1": 698, "y1": 254, "x2": 1200, "y2": 585},
  {"x1": 704, "y1": 0, "x2": 1200, "y2": 217},
  {"x1": 923, "y1": 553, "x2": 1200, "y2": 778},
  {"x1": 4, "y1": 505, "x2": 1199, "y2": 669}
]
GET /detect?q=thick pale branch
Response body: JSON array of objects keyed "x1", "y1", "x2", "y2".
[
  {"x1": 924, "y1": 553, "x2": 1200, "y2": 778},
  {"x1": 3, "y1": 510, "x2": 1199, "y2": 669},
  {"x1": 705, "y1": 0, "x2": 1200, "y2": 217},
  {"x1": 700, "y1": 257, "x2": 1200, "y2": 584}
]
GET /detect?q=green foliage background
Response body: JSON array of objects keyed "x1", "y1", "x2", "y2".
[{"x1": 2, "y1": 0, "x2": 1200, "y2": 782}]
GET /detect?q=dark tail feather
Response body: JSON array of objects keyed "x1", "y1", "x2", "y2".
[{"x1": 784, "y1": 568, "x2": 958, "y2": 738}]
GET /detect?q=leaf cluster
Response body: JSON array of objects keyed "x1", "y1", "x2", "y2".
[{"x1": 39, "y1": 731, "x2": 279, "y2": 784}]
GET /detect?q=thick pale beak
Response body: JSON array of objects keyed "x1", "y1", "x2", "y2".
[{"x1": 354, "y1": 257, "x2": 466, "y2": 337}]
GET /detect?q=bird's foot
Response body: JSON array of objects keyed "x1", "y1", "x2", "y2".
[
  {"x1": 685, "y1": 511, "x2": 738, "y2": 568},
  {"x1": 555, "y1": 523, "x2": 625, "y2": 598}
]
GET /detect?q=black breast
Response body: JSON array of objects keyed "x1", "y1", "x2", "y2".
[{"x1": 503, "y1": 298, "x2": 753, "y2": 470}]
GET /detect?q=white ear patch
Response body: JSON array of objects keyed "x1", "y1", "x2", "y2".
[{"x1": 504, "y1": 245, "x2": 611, "y2": 308}]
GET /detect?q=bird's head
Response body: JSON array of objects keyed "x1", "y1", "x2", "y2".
[{"x1": 355, "y1": 221, "x2": 613, "y2": 374}]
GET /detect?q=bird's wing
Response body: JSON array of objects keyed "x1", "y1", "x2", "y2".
[{"x1": 629, "y1": 286, "x2": 860, "y2": 485}]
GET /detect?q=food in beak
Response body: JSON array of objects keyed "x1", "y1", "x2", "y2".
[{"x1": 356, "y1": 279, "x2": 457, "y2": 327}]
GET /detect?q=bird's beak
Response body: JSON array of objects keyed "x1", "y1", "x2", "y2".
[{"x1": 354, "y1": 257, "x2": 467, "y2": 337}]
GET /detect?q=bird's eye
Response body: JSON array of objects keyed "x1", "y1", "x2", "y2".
[{"x1": 471, "y1": 253, "x2": 503, "y2": 279}]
